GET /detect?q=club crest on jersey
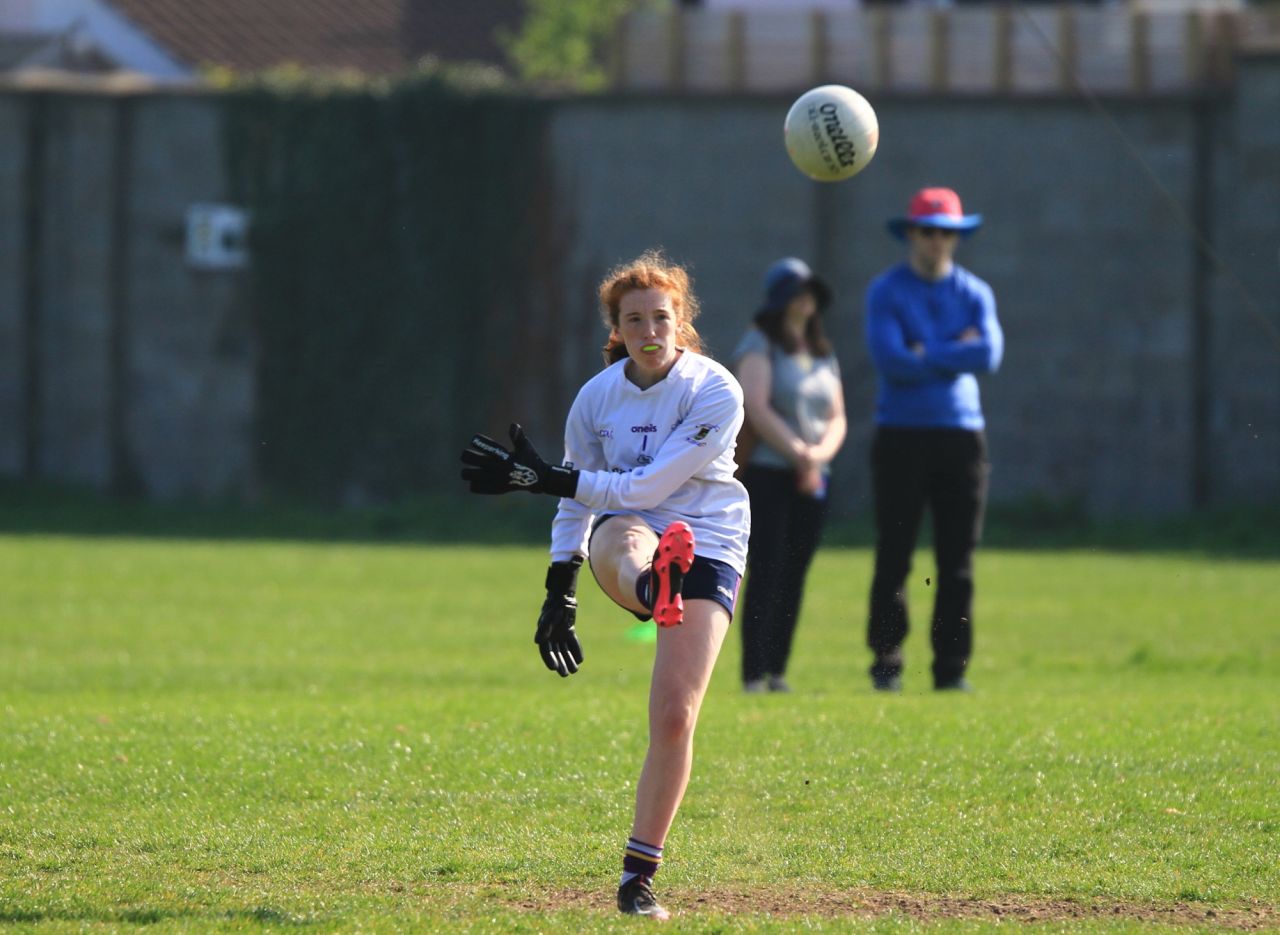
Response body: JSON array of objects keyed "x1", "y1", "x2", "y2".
[
  {"x1": 686, "y1": 423, "x2": 719, "y2": 445},
  {"x1": 509, "y1": 465, "x2": 539, "y2": 487}
]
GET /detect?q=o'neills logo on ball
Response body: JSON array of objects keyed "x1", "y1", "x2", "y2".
[
  {"x1": 818, "y1": 102, "x2": 858, "y2": 168},
  {"x1": 786, "y1": 85, "x2": 877, "y2": 181}
]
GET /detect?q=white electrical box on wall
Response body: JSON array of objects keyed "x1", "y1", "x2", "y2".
[{"x1": 185, "y1": 204, "x2": 249, "y2": 269}]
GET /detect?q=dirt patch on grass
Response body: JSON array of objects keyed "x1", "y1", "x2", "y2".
[
  {"x1": 698, "y1": 889, "x2": 1276, "y2": 930},
  {"x1": 510, "y1": 886, "x2": 1277, "y2": 930}
]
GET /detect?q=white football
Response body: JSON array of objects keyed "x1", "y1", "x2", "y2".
[{"x1": 783, "y1": 84, "x2": 879, "y2": 182}]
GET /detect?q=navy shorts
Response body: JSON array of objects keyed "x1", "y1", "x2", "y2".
[{"x1": 589, "y1": 514, "x2": 742, "y2": 621}]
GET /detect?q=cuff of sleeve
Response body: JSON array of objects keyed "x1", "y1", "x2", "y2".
[
  {"x1": 569, "y1": 469, "x2": 603, "y2": 509},
  {"x1": 544, "y1": 465, "x2": 579, "y2": 499}
]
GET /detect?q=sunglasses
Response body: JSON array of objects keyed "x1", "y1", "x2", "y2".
[{"x1": 913, "y1": 226, "x2": 958, "y2": 239}]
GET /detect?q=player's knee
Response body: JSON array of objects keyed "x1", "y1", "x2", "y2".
[
  {"x1": 871, "y1": 567, "x2": 910, "y2": 592},
  {"x1": 937, "y1": 566, "x2": 974, "y2": 588},
  {"x1": 649, "y1": 695, "x2": 698, "y2": 747},
  {"x1": 617, "y1": 526, "x2": 656, "y2": 557}
]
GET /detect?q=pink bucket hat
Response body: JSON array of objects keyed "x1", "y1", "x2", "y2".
[{"x1": 887, "y1": 187, "x2": 983, "y2": 240}]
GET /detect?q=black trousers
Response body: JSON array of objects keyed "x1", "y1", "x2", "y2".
[
  {"x1": 740, "y1": 465, "x2": 830, "y2": 682},
  {"x1": 867, "y1": 427, "x2": 989, "y2": 685}
]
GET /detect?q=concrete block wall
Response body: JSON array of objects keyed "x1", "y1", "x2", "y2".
[
  {"x1": 1210, "y1": 54, "x2": 1280, "y2": 504},
  {"x1": 547, "y1": 94, "x2": 1234, "y2": 516},
  {"x1": 1, "y1": 60, "x2": 1276, "y2": 515},
  {"x1": 0, "y1": 90, "x2": 254, "y2": 499},
  {"x1": 37, "y1": 96, "x2": 118, "y2": 489},
  {"x1": 0, "y1": 96, "x2": 26, "y2": 476},
  {"x1": 125, "y1": 96, "x2": 255, "y2": 499}
]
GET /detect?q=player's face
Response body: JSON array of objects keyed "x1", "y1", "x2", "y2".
[
  {"x1": 787, "y1": 288, "x2": 818, "y2": 321},
  {"x1": 616, "y1": 288, "x2": 681, "y2": 384},
  {"x1": 908, "y1": 225, "x2": 959, "y2": 270}
]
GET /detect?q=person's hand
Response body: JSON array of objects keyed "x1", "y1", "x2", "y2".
[
  {"x1": 790, "y1": 440, "x2": 816, "y2": 474},
  {"x1": 796, "y1": 463, "x2": 824, "y2": 496},
  {"x1": 957, "y1": 326, "x2": 980, "y2": 341},
  {"x1": 535, "y1": 557, "x2": 584, "y2": 677},
  {"x1": 460, "y1": 424, "x2": 579, "y2": 497},
  {"x1": 908, "y1": 341, "x2": 926, "y2": 358}
]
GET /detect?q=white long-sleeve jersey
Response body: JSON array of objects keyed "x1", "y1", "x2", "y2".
[{"x1": 549, "y1": 352, "x2": 751, "y2": 575}]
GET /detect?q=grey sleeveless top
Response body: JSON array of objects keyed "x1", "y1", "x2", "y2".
[{"x1": 731, "y1": 327, "x2": 842, "y2": 472}]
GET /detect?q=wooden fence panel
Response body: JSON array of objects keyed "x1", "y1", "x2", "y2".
[
  {"x1": 822, "y1": 11, "x2": 878, "y2": 92},
  {"x1": 741, "y1": 10, "x2": 820, "y2": 92},
  {"x1": 620, "y1": 12, "x2": 669, "y2": 91},
  {"x1": 684, "y1": 8, "x2": 733, "y2": 92},
  {"x1": 612, "y1": 5, "x2": 1274, "y2": 96},
  {"x1": 949, "y1": 8, "x2": 1000, "y2": 94},
  {"x1": 1010, "y1": 5, "x2": 1066, "y2": 93},
  {"x1": 886, "y1": 5, "x2": 935, "y2": 92},
  {"x1": 1076, "y1": 8, "x2": 1140, "y2": 93}
]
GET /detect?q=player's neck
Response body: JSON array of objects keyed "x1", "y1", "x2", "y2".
[
  {"x1": 909, "y1": 255, "x2": 953, "y2": 282},
  {"x1": 625, "y1": 350, "x2": 681, "y2": 390}
]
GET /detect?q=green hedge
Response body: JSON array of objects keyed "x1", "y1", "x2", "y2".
[{"x1": 224, "y1": 76, "x2": 551, "y2": 502}]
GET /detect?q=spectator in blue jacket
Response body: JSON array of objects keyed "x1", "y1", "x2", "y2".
[{"x1": 864, "y1": 187, "x2": 1004, "y2": 692}]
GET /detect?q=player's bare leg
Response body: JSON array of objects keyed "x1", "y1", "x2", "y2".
[
  {"x1": 615, "y1": 597, "x2": 729, "y2": 919},
  {"x1": 589, "y1": 514, "x2": 658, "y2": 615},
  {"x1": 590, "y1": 520, "x2": 726, "y2": 838},
  {"x1": 591, "y1": 518, "x2": 730, "y2": 919},
  {"x1": 633, "y1": 597, "x2": 730, "y2": 843}
]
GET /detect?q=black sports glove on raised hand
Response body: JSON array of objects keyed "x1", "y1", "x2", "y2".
[
  {"x1": 460, "y1": 423, "x2": 579, "y2": 498},
  {"x1": 536, "y1": 556, "x2": 585, "y2": 677}
]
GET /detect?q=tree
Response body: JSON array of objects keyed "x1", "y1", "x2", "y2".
[{"x1": 500, "y1": 0, "x2": 668, "y2": 91}]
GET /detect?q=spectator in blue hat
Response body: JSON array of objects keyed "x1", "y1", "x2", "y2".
[
  {"x1": 732, "y1": 258, "x2": 847, "y2": 693},
  {"x1": 865, "y1": 186, "x2": 1004, "y2": 692}
]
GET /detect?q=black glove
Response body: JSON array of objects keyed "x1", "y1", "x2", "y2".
[
  {"x1": 535, "y1": 556, "x2": 585, "y2": 677},
  {"x1": 460, "y1": 423, "x2": 579, "y2": 498}
]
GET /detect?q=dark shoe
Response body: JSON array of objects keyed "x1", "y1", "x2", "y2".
[
  {"x1": 935, "y1": 677, "x2": 974, "y2": 692},
  {"x1": 872, "y1": 672, "x2": 902, "y2": 692},
  {"x1": 651, "y1": 522, "x2": 695, "y2": 628},
  {"x1": 767, "y1": 675, "x2": 791, "y2": 693},
  {"x1": 618, "y1": 876, "x2": 671, "y2": 920},
  {"x1": 870, "y1": 652, "x2": 903, "y2": 692},
  {"x1": 743, "y1": 678, "x2": 767, "y2": 694}
]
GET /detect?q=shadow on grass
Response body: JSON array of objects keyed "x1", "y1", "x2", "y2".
[
  {"x1": 0, "y1": 906, "x2": 317, "y2": 926},
  {"x1": 3, "y1": 480, "x2": 1278, "y2": 559}
]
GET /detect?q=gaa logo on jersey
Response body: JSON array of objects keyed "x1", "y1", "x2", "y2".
[{"x1": 686, "y1": 423, "x2": 719, "y2": 445}]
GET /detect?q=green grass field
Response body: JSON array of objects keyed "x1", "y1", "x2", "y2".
[{"x1": 1, "y1": 497, "x2": 1278, "y2": 932}]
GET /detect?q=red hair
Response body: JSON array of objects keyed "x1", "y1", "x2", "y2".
[{"x1": 598, "y1": 250, "x2": 704, "y2": 365}]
